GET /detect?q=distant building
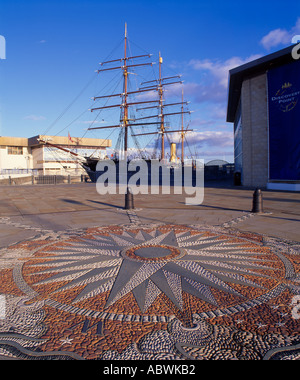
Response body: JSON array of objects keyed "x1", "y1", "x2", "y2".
[
  {"x1": 0, "y1": 135, "x2": 111, "y2": 178},
  {"x1": 227, "y1": 45, "x2": 300, "y2": 191},
  {"x1": 205, "y1": 159, "x2": 229, "y2": 167},
  {"x1": 205, "y1": 159, "x2": 234, "y2": 180}
]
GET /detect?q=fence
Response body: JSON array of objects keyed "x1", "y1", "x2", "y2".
[
  {"x1": 0, "y1": 169, "x2": 39, "y2": 175},
  {"x1": 0, "y1": 174, "x2": 85, "y2": 185},
  {"x1": 35, "y1": 175, "x2": 65, "y2": 185}
]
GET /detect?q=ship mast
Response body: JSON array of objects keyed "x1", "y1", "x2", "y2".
[
  {"x1": 158, "y1": 52, "x2": 165, "y2": 159},
  {"x1": 88, "y1": 23, "x2": 160, "y2": 159},
  {"x1": 123, "y1": 23, "x2": 129, "y2": 156},
  {"x1": 181, "y1": 88, "x2": 184, "y2": 163},
  {"x1": 88, "y1": 24, "x2": 193, "y2": 161},
  {"x1": 133, "y1": 54, "x2": 192, "y2": 160}
]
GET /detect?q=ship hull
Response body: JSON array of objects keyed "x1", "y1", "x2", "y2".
[{"x1": 82, "y1": 158, "x2": 198, "y2": 186}]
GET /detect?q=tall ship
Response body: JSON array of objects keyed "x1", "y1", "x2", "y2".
[{"x1": 40, "y1": 24, "x2": 195, "y2": 183}]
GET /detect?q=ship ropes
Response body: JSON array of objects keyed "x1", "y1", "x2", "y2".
[
  {"x1": 36, "y1": 24, "x2": 196, "y2": 170},
  {"x1": 89, "y1": 24, "x2": 194, "y2": 163}
]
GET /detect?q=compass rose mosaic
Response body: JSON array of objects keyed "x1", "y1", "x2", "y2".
[{"x1": 1, "y1": 223, "x2": 300, "y2": 360}]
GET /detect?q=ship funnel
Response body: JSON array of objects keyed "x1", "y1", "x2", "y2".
[{"x1": 170, "y1": 142, "x2": 177, "y2": 163}]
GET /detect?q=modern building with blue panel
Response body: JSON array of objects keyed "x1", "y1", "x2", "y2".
[{"x1": 227, "y1": 45, "x2": 300, "y2": 191}]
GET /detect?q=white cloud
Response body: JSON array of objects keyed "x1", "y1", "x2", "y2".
[
  {"x1": 122, "y1": 129, "x2": 233, "y2": 162},
  {"x1": 182, "y1": 54, "x2": 261, "y2": 105},
  {"x1": 189, "y1": 55, "x2": 262, "y2": 89},
  {"x1": 163, "y1": 130, "x2": 233, "y2": 162},
  {"x1": 261, "y1": 29, "x2": 291, "y2": 50},
  {"x1": 23, "y1": 114, "x2": 46, "y2": 121},
  {"x1": 192, "y1": 131, "x2": 233, "y2": 148},
  {"x1": 182, "y1": 81, "x2": 227, "y2": 103},
  {"x1": 260, "y1": 17, "x2": 300, "y2": 50},
  {"x1": 169, "y1": 130, "x2": 233, "y2": 148},
  {"x1": 135, "y1": 90, "x2": 158, "y2": 101}
]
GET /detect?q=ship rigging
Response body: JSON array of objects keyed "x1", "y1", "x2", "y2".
[
  {"x1": 88, "y1": 23, "x2": 193, "y2": 163},
  {"x1": 39, "y1": 24, "x2": 195, "y2": 176}
]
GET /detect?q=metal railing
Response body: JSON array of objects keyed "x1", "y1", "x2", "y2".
[
  {"x1": 0, "y1": 168, "x2": 39, "y2": 175},
  {"x1": 0, "y1": 174, "x2": 83, "y2": 185}
]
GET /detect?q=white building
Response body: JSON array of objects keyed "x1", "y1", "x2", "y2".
[{"x1": 0, "y1": 135, "x2": 111, "y2": 179}]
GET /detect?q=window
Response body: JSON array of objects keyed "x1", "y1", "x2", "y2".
[
  {"x1": 7, "y1": 146, "x2": 23, "y2": 155},
  {"x1": 234, "y1": 101, "x2": 242, "y2": 174}
]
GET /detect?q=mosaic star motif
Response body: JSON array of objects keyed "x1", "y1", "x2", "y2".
[{"x1": 28, "y1": 228, "x2": 276, "y2": 313}]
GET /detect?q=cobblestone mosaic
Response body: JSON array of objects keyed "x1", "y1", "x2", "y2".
[{"x1": 0, "y1": 214, "x2": 300, "y2": 360}]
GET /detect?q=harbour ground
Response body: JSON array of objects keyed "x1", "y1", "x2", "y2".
[
  {"x1": 0, "y1": 180, "x2": 299, "y2": 248},
  {"x1": 0, "y1": 180, "x2": 299, "y2": 360}
]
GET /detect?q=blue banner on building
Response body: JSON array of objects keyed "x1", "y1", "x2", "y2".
[{"x1": 268, "y1": 60, "x2": 300, "y2": 181}]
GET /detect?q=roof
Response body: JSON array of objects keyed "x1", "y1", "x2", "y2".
[
  {"x1": 0, "y1": 137, "x2": 28, "y2": 147},
  {"x1": 226, "y1": 44, "x2": 298, "y2": 123},
  {"x1": 0, "y1": 135, "x2": 112, "y2": 148},
  {"x1": 206, "y1": 159, "x2": 229, "y2": 166},
  {"x1": 28, "y1": 135, "x2": 111, "y2": 148}
]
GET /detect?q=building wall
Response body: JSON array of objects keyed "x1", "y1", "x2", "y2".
[
  {"x1": 241, "y1": 73, "x2": 269, "y2": 187},
  {"x1": 32, "y1": 146, "x2": 85, "y2": 175},
  {"x1": 32, "y1": 146, "x2": 44, "y2": 170},
  {"x1": 0, "y1": 146, "x2": 33, "y2": 171},
  {"x1": 0, "y1": 135, "x2": 111, "y2": 177}
]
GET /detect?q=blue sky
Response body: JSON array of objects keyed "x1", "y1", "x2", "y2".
[{"x1": 1, "y1": 0, "x2": 300, "y2": 162}]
